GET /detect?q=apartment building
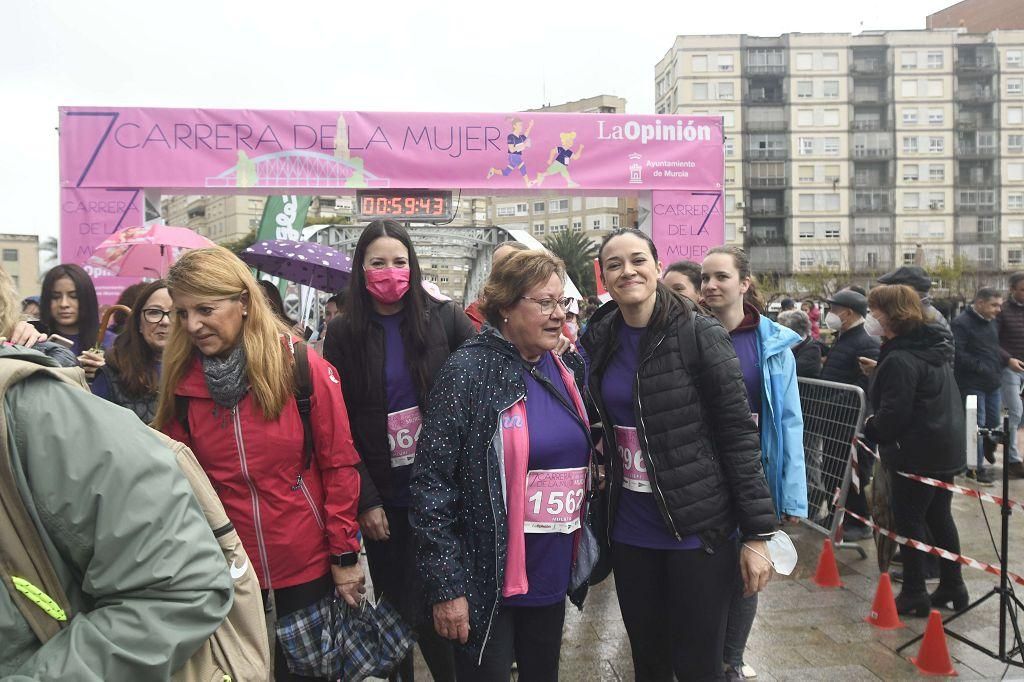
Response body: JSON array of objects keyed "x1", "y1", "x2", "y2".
[
  {"x1": 655, "y1": 29, "x2": 1024, "y2": 276},
  {"x1": 0, "y1": 233, "x2": 39, "y2": 294}
]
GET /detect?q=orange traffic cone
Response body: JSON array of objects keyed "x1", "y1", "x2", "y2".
[
  {"x1": 865, "y1": 573, "x2": 905, "y2": 629},
  {"x1": 910, "y1": 610, "x2": 957, "y2": 676},
  {"x1": 813, "y1": 538, "x2": 843, "y2": 588}
]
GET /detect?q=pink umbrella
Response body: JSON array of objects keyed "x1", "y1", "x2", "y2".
[{"x1": 85, "y1": 225, "x2": 215, "y2": 278}]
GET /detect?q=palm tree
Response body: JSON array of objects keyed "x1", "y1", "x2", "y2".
[{"x1": 544, "y1": 230, "x2": 598, "y2": 297}]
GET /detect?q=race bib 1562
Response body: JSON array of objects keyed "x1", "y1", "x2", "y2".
[
  {"x1": 387, "y1": 406, "x2": 422, "y2": 468},
  {"x1": 524, "y1": 466, "x2": 587, "y2": 534},
  {"x1": 614, "y1": 425, "x2": 651, "y2": 493}
]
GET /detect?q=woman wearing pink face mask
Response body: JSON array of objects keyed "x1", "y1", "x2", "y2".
[{"x1": 324, "y1": 220, "x2": 476, "y2": 682}]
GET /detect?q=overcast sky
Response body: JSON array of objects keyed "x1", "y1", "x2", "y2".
[{"x1": 3, "y1": 0, "x2": 952, "y2": 243}]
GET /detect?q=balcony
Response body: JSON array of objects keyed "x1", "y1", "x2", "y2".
[
  {"x1": 852, "y1": 232, "x2": 894, "y2": 244},
  {"x1": 746, "y1": 91, "x2": 785, "y2": 105},
  {"x1": 954, "y1": 231, "x2": 1000, "y2": 244},
  {"x1": 851, "y1": 59, "x2": 886, "y2": 76},
  {"x1": 746, "y1": 148, "x2": 787, "y2": 160},
  {"x1": 956, "y1": 176, "x2": 997, "y2": 188},
  {"x1": 852, "y1": 119, "x2": 887, "y2": 131},
  {"x1": 746, "y1": 118, "x2": 787, "y2": 132},
  {"x1": 956, "y1": 59, "x2": 997, "y2": 74},
  {"x1": 959, "y1": 88, "x2": 995, "y2": 103},
  {"x1": 853, "y1": 146, "x2": 893, "y2": 159},
  {"x1": 852, "y1": 90, "x2": 888, "y2": 104},
  {"x1": 853, "y1": 195, "x2": 893, "y2": 213},
  {"x1": 746, "y1": 175, "x2": 786, "y2": 188},
  {"x1": 957, "y1": 144, "x2": 998, "y2": 159},
  {"x1": 853, "y1": 176, "x2": 890, "y2": 189},
  {"x1": 746, "y1": 63, "x2": 786, "y2": 75},
  {"x1": 747, "y1": 204, "x2": 786, "y2": 218}
]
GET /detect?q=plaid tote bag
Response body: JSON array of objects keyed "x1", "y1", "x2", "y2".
[{"x1": 276, "y1": 594, "x2": 414, "y2": 680}]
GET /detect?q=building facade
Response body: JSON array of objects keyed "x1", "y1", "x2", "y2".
[
  {"x1": 656, "y1": 29, "x2": 1024, "y2": 277},
  {"x1": 927, "y1": 0, "x2": 1024, "y2": 32},
  {"x1": 0, "y1": 234, "x2": 40, "y2": 296}
]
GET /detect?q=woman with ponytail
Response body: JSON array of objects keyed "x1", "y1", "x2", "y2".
[{"x1": 701, "y1": 245, "x2": 807, "y2": 680}]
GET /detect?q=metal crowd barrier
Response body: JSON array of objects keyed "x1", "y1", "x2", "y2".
[{"x1": 797, "y1": 377, "x2": 868, "y2": 558}]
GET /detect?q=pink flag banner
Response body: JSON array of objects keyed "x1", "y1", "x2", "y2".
[
  {"x1": 59, "y1": 107, "x2": 723, "y2": 192},
  {"x1": 650, "y1": 190, "x2": 725, "y2": 264}
]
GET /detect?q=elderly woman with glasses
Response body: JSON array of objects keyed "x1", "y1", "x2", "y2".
[
  {"x1": 410, "y1": 249, "x2": 600, "y2": 682},
  {"x1": 91, "y1": 279, "x2": 172, "y2": 422}
]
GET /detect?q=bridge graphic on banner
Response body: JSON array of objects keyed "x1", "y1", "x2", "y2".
[{"x1": 205, "y1": 150, "x2": 391, "y2": 189}]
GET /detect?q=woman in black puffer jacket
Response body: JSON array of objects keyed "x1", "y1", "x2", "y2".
[
  {"x1": 579, "y1": 229, "x2": 777, "y2": 681},
  {"x1": 863, "y1": 284, "x2": 967, "y2": 616}
]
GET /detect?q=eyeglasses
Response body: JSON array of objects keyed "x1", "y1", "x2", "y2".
[
  {"x1": 142, "y1": 308, "x2": 172, "y2": 324},
  {"x1": 520, "y1": 296, "x2": 573, "y2": 316}
]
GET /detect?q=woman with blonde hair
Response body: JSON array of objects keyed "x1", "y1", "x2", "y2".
[{"x1": 153, "y1": 246, "x2": 364, "y2": 682}]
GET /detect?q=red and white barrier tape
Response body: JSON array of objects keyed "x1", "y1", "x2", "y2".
[
  {"x1": 896, "y1": 471, "x2": 1024, "y2": 513},
  {"x1": 855, "y1": 437, "x2": 878, "y2": 460},
  {"x1": 838, "y1": 506, "x2": 1024, "y2": 588}
]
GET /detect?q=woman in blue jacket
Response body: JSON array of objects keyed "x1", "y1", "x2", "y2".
[{"x1": 702, "y1": 245, "x2": 807, "y2": 680}]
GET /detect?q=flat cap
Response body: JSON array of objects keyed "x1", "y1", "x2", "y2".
[
  {"x1": 826, "y1": 290, "x2": 868, "y2": 317},
  {"x1": 877, "y1": 266, "x2": 931, "y2": 292}
]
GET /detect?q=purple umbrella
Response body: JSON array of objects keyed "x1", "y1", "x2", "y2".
[{"x1": 239, "y1": 240, "x2": 352, "y2": 292}]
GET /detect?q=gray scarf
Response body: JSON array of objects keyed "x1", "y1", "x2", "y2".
[{"x1": 201, "y1": 345, "x2": 248, "y2": 409}]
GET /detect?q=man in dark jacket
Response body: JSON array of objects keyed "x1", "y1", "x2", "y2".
[
  {"x1": 953, "y1": 287, "x2": 1007, "y2": 485},
  {"x1": 998, "y1": 271, "x2": 1024, "y2": 478},
  {"x1": 820, "y1": 289, "x2": 879, "y2": 539}
]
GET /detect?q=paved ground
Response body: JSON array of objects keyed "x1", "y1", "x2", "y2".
[{"x1": 405, "y1": 434, "x2": 1024, "y2": 680}]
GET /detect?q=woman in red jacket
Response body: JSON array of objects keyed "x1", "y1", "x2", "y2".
[{"x1": 153, "y1": 246, "x2": 363, "y2": 682}]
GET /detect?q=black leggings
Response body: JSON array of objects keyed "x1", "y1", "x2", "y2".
[
  {"x1": 891, "y1": 473, "x2": 964, "y2": 596},
  {"x1": 611, "y1": 540, "x2": 739, "y2": 682},
  {"x1": 452, "y1": 600, "x2": 566, "y2": 682},
  {"x1": 263, "y1": 574, "x2": 334, "y2": 682},
  {"x1": 364, "y1": 506, "x2": 455, "y2": 682}
]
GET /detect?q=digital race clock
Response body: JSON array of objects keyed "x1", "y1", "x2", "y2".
[{"x1": 355, "y1": 189, "x2": 454, "y2": 222}]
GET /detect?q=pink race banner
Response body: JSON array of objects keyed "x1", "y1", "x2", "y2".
[
  {"x1": 59, "y1": 107, "x2": 724, "y2": 192},
  {"x1": 651, "y1": 190, "x2": 725, "y2": 264}
]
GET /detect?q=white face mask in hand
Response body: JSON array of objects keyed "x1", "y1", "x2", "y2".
[
  {"x1": 766, "y1": 531, "x2": 798, "y2": 575},
  {"x1": 863, "y1": 313, "x2": 884, "y2": 337}
]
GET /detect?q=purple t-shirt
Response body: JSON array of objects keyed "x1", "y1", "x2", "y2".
[
  {"x1": 602, "y1": 323, "x2": 703, "y2": 550},
  {"x1": 730, "y1": 327, "x2": 762, "y2": 426},
  {"x1": 503, "y1": 352, "x2": 590, "y2": 607},
  {"x1": 375, "y1": 311, "x2": 419, "y2": 507}
]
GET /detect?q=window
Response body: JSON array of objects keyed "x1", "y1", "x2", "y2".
[
  {"x1": 725, "y1": 166, "x2": 736, "y2": 184},
  {"x1": 928, "y1": 108, "x2": 944, "y2": 125},
  {"x1": 1009, "y1": 107, "x2": 1024, "y2": 126},
  {"x1": 901, "y1": 80, "x2": 919, "y2": 97},
  {"x1": 824, "y1": 164, "x2": 840, "y2": 182},
  {"x1": 799, "y1": 194, "x2": 814, "y2": 211},
  {"x1": 904, "y1": 220, "x2": 920, "y2": 237},
  {"x1": 1010, "y1": 193, "x2": 1024, "y2": 210},
  {"x1": 1009, "y1": 220, "x2": 1024, "y2": 238},
  {"x1": 799, "y1": 137, "x2": 814, "y2": 156},
  {"x1": 822, "y1": 52, "x2": 839, "y2": 70},
  {"x1": 824, "y1": 223, "x2": 840, "y2": 239},
  {"x1": 726, "y1": 195, "x2": 736, "y2": 212},
  {"x1": 929, "y1": 164, "x2": 945, "y2": 181},
  {"x1": 591, "y1": 218, "x2": 603, "y2": 230},
  {"x1": 823, "y1": 109, "x2": 840, "y2": 126},
  {"x1": 799, "y1": 194, "x2": 839, "y2": 211},
  {"x1": 692, "y1": 83, "x2": 708, "y2": 100},
  {"x1": 1007, "y1": 78, "x2": 1023, "y2": 96},
  {"x1": 929, "y1": 192, "x2": 945, "y2": 209},
  {"x1": 1009, "y1": 249, "x2": 1023, "y2": 266},
  {"x1": 799, "y1": 165, "x2": 815, "y2": 182},
  {"x1": 927, "y1": 51, "x2": 943, "y2": 69},
  {"x1": 718, "y1": 54, "x2": 734, "y2": 71},
  {"x1": 823, "y1": 80, "x2": 839, "y2": 98},
  {"x1": 797, "y1": 80, "x2": 813, "y2": 98},
  {"x1": 718, "y1": 82, "x2": 735, "y2": 99},
  {"x1": 726, "y1": 222, "x2": 736, "y2": 241},
  {"x1": 1009, "y1": 162, "x2": 1024, "y2": 181},
  {"x1": 724, "y1": 138, "x2": 735, "y2": 156},
  {"x1": 497, "y1": 205, "x2": 516, "y2": 216},
  {"x1": 533, "y1": 201, "x2": 545, "y2": 213},
  {"x1": 928, "y1": 136, "x2": 944, "y2": 153},
  {"x1": 901, "y1": 51, "x2": 918, "y2": 69},
  {"x1": 905, "y1": 192, "x2": 920, "y2": 209},
  {"x1": 1007, "y1": 50, "x2": 1022, "y2": 68},
  {"x1": 796, "y1": 53, "x2": 813, "y2": 70},
  {"x1": 800, "y1": 251, "x2": 816, "y2": 268},
  {"x1": 823, "y1": 137, "x2": 840, "y2": 155},
  {"x1": 549, "y1": 199, "x2": 569, "y2": 212},
  {"x1": 692, "y1": 55, "x2": 708, "y2": 72},
  {"x1": 903, "y1": 109, "x2": 919, "y2": 125},
  {"x1": 516, "y1": 203, "x2": 528, "y2": 214},
  {"x1": 903, "y1": 164, "x2": 920, "y2": 181},
  {"x1": 1010, "y1": 134, "x2": 1024, "y2": 153},
  {"x1": 612, "y1": 215, "x2": 619, "y2": 228},
  {"x1": 2, "y1": 249, "x2": 16, "y2": 262},
  {"x1": 903, "y1": 136, "x2": 919, "y2": 153},
  {"x1": 799, "y1": 222, "x2": 815, "y2": 238},
  {"x1": 928, "y1": 221, "x2": 945, "y2": 237},
  {"x1": 533, "y1": 223, "x2": 545, "y2": 235},
  {"x1": 797, "y1": 109, "x2": 813, "y2": 126},
  {"x1": 927, "y1": 79, "x2": 943, "y2": 97},
  {"x1": 572, "y1": 220, "x2": 582, "y2": 231}
]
